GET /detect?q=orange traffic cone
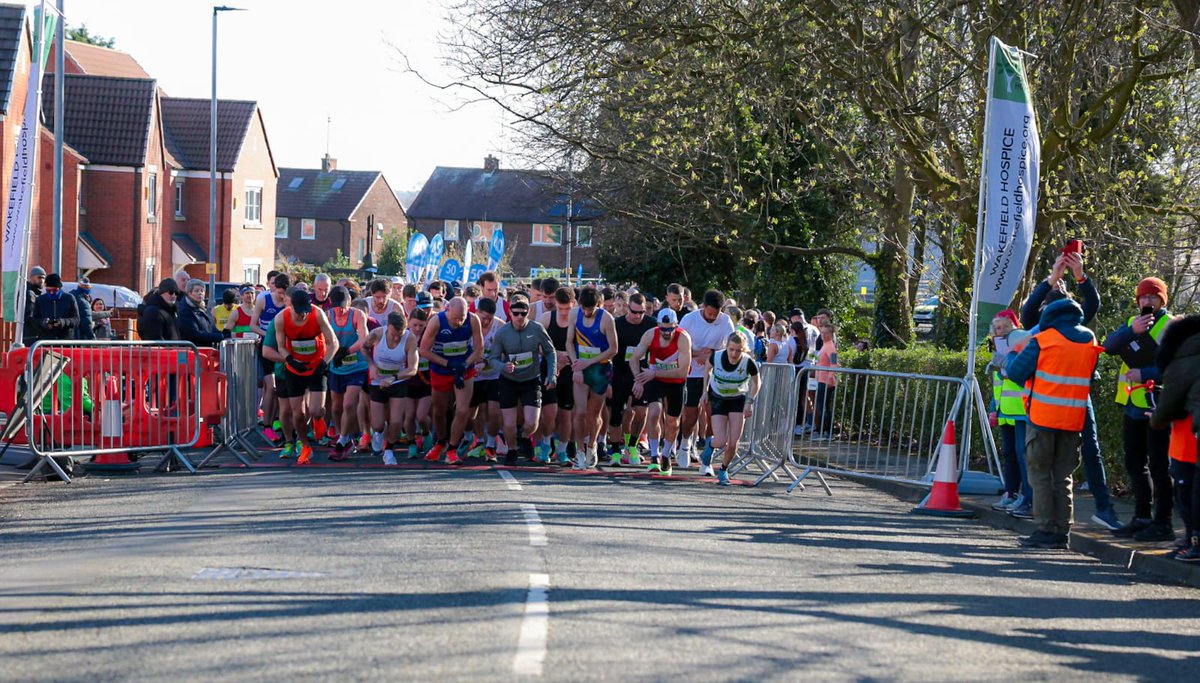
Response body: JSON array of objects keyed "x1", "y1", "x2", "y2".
[
  {"x1": 912, "y1": 420, "x2": 975, "y2": 517},
  {"x1": 91, "y1": 452, "x2": 133, "y2": 465}
]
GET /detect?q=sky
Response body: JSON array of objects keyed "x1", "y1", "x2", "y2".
[{"x1": 48, "y1": 0, "x2": 513, "y2": 193}]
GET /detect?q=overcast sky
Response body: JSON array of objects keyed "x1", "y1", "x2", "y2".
[{"x1": 48, "y1": 0, "x2": 512, "y2": 191}]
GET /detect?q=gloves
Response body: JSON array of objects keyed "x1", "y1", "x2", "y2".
[
  {"x1": 453, "y1": 364, "x2": 466, "y2": 390},
  {"x1": 286, "y1": 356, "x2": 307, "y2": 373},
  {"x1": 332, "y1": 347, "x2": 349, "y2": 366},
  {"x1": 222, "y1": 328, "x2": 232, "y2": 340}
]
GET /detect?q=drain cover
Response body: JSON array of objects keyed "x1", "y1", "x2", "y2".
[{"x1": 192, "y1": 567, "x2": 323, "y2": 580}]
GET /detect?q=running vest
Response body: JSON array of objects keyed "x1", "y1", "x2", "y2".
[
  {"x1": 548, "y1": 310, "x2": 570, "y2": 351},
  {"x1": 372, "y1": 330, "x2": 410, "y2": 386},
  {"x1": 1169, "y1": 418, "x2": 1198, "y2": 464},
  {"x1": 368, "y1": 299, "x2": 401, "y2": 329},
  {"x1": 1115, "y1": 312, "x2": 1169, "y2": 408},
  {"x1": 1026, "y1": 328, "x2": 1102, "y2": 431},
  {"x1": 431, "y1": 310, "x2": 473, "y2": 375},
  {"x1": 260, "y1": 292, "x2": 286, "y2": 325},
  {"x1": 330, "y1": 308, "x2": 367, "y2": 375},
  {"x1": 231, "y1": 306, "x2": 254, "y2": 338},
  {"x1": 710, "y1": 350, "x2": 751, "y2": 398},
  {"x1": 574, "y1": 308, "x2": 610, "y2": 364},
  {"x1": 280, "y1": 308, "x2": 326, "y2": 376},
  {"x1": 648, "y1": 329, "x2": 685, "y2": 384},
  {"x1": 477, "y1": 320, "x2": 502, "y2": 381}
]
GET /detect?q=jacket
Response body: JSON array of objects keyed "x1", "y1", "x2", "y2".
[
  {"x1": 1103, "y1": 308, "x2": 1170, "y2": 418},
  {"x1": 70, "y1": 288, "x2": 95, "y2": 340},
  {"x1": 177, "y1": 295, "x2": 223, "y2": 347},
  {"x1": 1149, "y1": 314, "x2": 1200, "y2": 433},
  {"x1": 1019, "y1": 277, "x2": 1100, "y2": 330},
  {"x1": 31, "y1": 290, "x2": 79, "y2": 341},
  {"x1": 1006, "y1": 298, "x2": 1099, "y2": 432},
  {"x1": 136, "y1": 291, "x2": 181, "y2": 341},
  {"x1": 22, "y1": 281, "x2": 42, "y2": 343}
]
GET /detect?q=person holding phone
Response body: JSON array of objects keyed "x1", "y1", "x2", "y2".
[{"x1": 1104, "y1": 276, "x2": 1176, "y2": 542}]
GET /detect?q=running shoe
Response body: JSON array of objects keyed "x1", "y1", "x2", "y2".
[
  {"x1": 699, "y1": 441, "x2": 714, "y2": 467},
  {"x1": 534, "y1": 443, "x2": 552, "y2": 464},
  {"x1": 1008, "y1": 504, "x2": 1033, "y2": 520},
  {"x1": 1175, "y1": 544, "x2": 1200, "y2": 563},
  {"x1": 313, "y1": 419, "x2": 328, "y2": 442},
  {"x1": 484, "y1": 447, "x2": 498, "y2": 463},
  {"x1": 425, "y1": 443, "x2": 446, "y2": 462},
  {"x1": 608, "y1": 450, "x2": 622, "y2": 467},
  {"x1": 467, "y1": 442, "x2": 488, "y2": 459},
  {"x1": 717, "y1": 468, "x2": 730, "y2": 486},
  {"x1": 623, "y1": 446, "x2": 641, "y2": 466},
  {"x1": 991, "y1": 493, "x2": 1019, "y2": 511},
  {"x1": 504, "y1": 452, "x2": 518, "y2": 467},
  {"x1": 645, "y1": 462, "x2": 661, "y2": 473},
  {"x1": 263, "y1": 426, "x2": 280, "y2": 444},
  {"x1": 297, "y1": 443, "x2": 313, "y2": 465},
  {"x1": 572, "y1": 451, "x2": 587, "y2": 471},
  {"x1": 699, "y1": 465, "x2": 714, "y2": 477},
  {"x1": 444, "y1": 448, "x2": 461, "y2": 465},
  {"x1": 359, "y1": 433, "x2": 371, "y2": 451},
  {"x1": 371, "y1": 432, "x2": 385, "y2": 454},
  {"x1": 1090, "y1": 507, "x2": 1124, "y2": 531},
  {"x1": 408, "y1": 443, "x2": 419, "y2": 459},
  {"x1": 556, "y1": 451, "x2": 571, "y2": 466},
  {"x1": 279, "y1": 442, "x2": 295, "y2": 460},
  {"x1": 383, "y1": 449, "x2": 397, "y2": 466},
  {"x1": 1133, "y1": 522, "x2": 1175, "y2": 543},
  {"x1": 660, "y1": 463, "x2": 673, "y2": 476},
  {"x1": 329, "y1": 440, "x2": 349, "y2": 461}
]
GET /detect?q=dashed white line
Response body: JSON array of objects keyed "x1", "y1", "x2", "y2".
[
  {"x1": 521, "y1": 503, "x2": 547, "y2": 546},
  {"x1": 498, "y1": 469, "x2": 523, "y2": 491},
  {"x1": 513, "y1": 572, "x2": 550, "y2": 676}
]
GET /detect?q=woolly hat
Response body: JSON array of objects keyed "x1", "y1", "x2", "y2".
[
  {"x1": 1136, "y1": 277, "x2": 1168, "y2": 308},
  {"x1": 993, "y1": 309, "x2": 1020, "y2": 329}
]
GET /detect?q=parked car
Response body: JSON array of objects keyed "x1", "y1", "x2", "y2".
[
  {"x1": 913, "y1": 296, "x2": 938, "y2": 328},
  {"x1": 60, "y1": 282, "x2": 142, "y2": 309}
]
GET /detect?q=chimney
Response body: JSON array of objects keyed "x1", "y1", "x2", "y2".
[
  {"x1": 322, "y1": 154, "x2": 337, "y2": 173},
  {"x1": 484, "y1": 154, "x2": 499, "y2": 173}
]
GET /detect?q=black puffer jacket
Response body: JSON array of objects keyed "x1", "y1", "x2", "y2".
[
  {"x1": 1150, "y1": 315, "x2": 1200, "y2": 432},
  {"x1": 136, "y1": 291, "x2": 181, "y2": 341},
  {"x1": 176, "y1": 295, "x2": 222, "y2": 347}
]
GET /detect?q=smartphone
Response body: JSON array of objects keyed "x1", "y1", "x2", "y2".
[
  {"x1": 1141, "y1": 305, "x2": 1153, "y2": 316},
  {"x1": 1061, "y1": 239, "x2": 1083, "y2": 255}
]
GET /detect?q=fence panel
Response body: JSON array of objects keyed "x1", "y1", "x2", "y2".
[
  {"x1": 19, "y1": 340, "x2": 223, "y2": 483},
  {"x1": 198, "y1": 339, "x2": 260, "y2": 468}
]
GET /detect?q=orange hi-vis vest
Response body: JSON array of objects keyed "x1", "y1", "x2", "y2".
[
  {"x1": 1169, "y1": 418, "x2": 1198, "y2": 464},
  {"x1": 280, "y1": 307, "x2": 327, "y2": 376},
  {"x1": 1025, "y1": 327, "x2": 1102, "y2": 431}
]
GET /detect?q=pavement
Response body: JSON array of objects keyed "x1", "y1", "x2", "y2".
[{"x1": 2, "y1": 448, "x2": 1199, "y2": 682}]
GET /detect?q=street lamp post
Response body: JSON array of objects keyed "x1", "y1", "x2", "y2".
[{"x1": 210, "y1": 5, "x2": 245, "y2": 307}]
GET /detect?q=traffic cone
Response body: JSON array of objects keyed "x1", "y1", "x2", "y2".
[
  {"x1": 91, "y1": 452, "x2": 133, "y2": 465},
  {"x1": 912, "y1": 420, "x2": 975, "y2": 517}
]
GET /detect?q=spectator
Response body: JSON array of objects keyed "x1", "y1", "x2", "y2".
[
  {"x1": 173, "y1": 269, "x2": 191, "y2": 294},
  {"x1": 177, "y1": 278, "x2": 223, "y2": 348},
  {"x1": 811, "y1": 321, "x2": 839, "y2": 441},
  {"x1": 91, "y1": 299, "x2": 114, "y2": 340},
  {"x1": 137, "y1": 278, "x2": 182, "y2": 340},
  {"x1": 1006, "y1": 298, "x2": 1104, "y2": 550},
  {"x1": 31, "y1": 273, "x2": 79, "y2": 340},
  {"x1": 767, "y1": 323, "x2": 792, "y2": 364},
  {"x1": 1149, "y1": 314, "x2": 1200, "y2": 562},
  {"x1": 23, "y1": 265, "x2": 46, "y2": 344},
  {"x1": 70, "y1": 277, "x2": 95, "y2": 340}
]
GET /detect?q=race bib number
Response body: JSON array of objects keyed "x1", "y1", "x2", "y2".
[
  {"x1": 418, "y1": 358, "x2": 430, "y2": 372},
  {"x1": 442, "y1": 340, "x2": 469, "y2": 357},
  {"x1": 579, "y1": 345, "x2": 601, "y2": 361},
  {"x1": 378, "y1": 366, "x2": 399, "y2": 377},
  {"x1": 655, "y1": 360, "x2": 679, "y2": 373},
  {"x1": 291, "y1": 339, "x2": 317, "y2": 355},
  {"x1": 715, "y1": 382, "x2": 741, "y2": 397},
  {"x1": 340, "y1": 353, "x2": 360, "y2": 367},
  {"x1": 512, "y1": 352, "x2": 534, "y2": 369},
  {"x1": 624, "y1": 346, "x2": 638, "y2": 362}
]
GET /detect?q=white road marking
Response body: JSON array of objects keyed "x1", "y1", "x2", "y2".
[
  {"x1": 498, "y1": 469, "x2": 523, "y2": 491},
  {"x1": 521, "y1": 504, "x2": 547, "y2": 546},
  {"x1": 513, "y1": 572, "x2": 550, "y2": 676}
]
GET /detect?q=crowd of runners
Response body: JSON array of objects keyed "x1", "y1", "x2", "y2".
[{"x1": 224, "y1": 271, "x2": 826, "y2": 486}]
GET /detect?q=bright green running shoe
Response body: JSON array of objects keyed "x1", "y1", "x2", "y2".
[
  {"x1": 645, "y1": 462, "x2": 661, "y2": 473},
  {"x1": 467, "y1": 443, "x2": 488, "y2": 459},
  {"x1": 279, "y1": 442, "x2": 296, "y2": 459}
]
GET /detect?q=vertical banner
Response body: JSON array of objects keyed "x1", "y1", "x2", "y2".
[
  {"x1": 3, "y1": 6, "x2": 57, "y2": 322},
  {"x1": 487, "y1": 228, "x2": 505, "y2": 271},
  {"x1": 405, "y1": 233, "x2": 428, "y2": 284},
  {"x1": 462, "y1": 237, "x2": 473, "y2": 281},
  {"x1": 973, "y1": 37, "x2": 1040, "y2": 344},
  {"x1": 424, "y1": 233, "x2": 444, "y2": 283}
]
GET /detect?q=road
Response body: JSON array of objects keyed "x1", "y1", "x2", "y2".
[{"x1": 1, "y1": 466, "x2": 1197, "y2": 682}]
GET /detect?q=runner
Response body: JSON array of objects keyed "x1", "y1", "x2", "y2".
[
  {"x1": 366, "y1": 278, "x2": 403, "y2": 328},
  {"x1": 566, "y1": 286, "x2": 618, "y2": 470},
  {"x1": 538, "y1": 286, "x2": 576, "y2": 464},
  {"x1": 466, "y1": 297, "x2": 504, "y2": 461},
  {"x1": 363, "y1": 311, "x2": 419, "y2": 464},
  {"x1": 310, "y1": 273, "x2": 335, "y2": 313},
  {"x1": 630, "y1": 308, "x2": 692, "y2": 474},
  {"x1": 419, "y1": 297, "x2": 485, "y2": 464},
  {"x1": 474, "y1": 270, "x2": 509, "y2": 323},
  {"x1": 264, "y1": 289, "x2": 339, "y2": 465},
  {"x1": 401, "y1": 284, "x2": 418, "y2": 316},
  {"x1": 489, "y1": 295, "x2": 557, "y2": 466},
  {"x1": 707, "y1": 333, "x2": 761, "y2": 485},
  {"x1": 327, "y1": 286, "x2": 371, "y2": 460},
  {"x1": 223, "y1": 286, "x2": 259, "y2": 340},
  {"x1": 678, "y1": 289, "x2": 735, "y2": 469},
  {"x1": 390, "y1": 276, "x2": 406, "y2": 303},
  {"x1": 251, "y1": 273, "x2": 291, "y2": 445},
  {"x1": 402, "y1": 307, "x2": 434, "y2": 458},
  {"x1": 607, "y1": 292, "x2": 656, "y2": 465}
]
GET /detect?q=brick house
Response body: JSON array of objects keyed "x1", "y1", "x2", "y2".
[
  {"x1": 275, "y1": 156, "x2": 407, "y2": 267},
  {"x1": 405, "y1": 156, "x2": 599, "y2": 280}
]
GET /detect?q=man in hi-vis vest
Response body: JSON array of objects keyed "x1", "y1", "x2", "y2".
[
  {"x1": 1103, "y1": 277, "x2": 1175, "y2": 543},
  {"x1": 1006, "y1": 298, "x2": 1103, "y2": 550}
]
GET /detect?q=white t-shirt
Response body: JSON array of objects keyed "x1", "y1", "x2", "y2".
[{"x1": 679, "y1": 309, "x2": 735, "y2": 378}]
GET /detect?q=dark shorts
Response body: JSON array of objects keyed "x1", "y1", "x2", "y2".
[
  {"x1": 369, "y1": 381, "x2": 408, "y2": 403},
  {"x1": 709, "y1": 392, "x2": 747, "y2": 416},
  {"x1": 277, "y1": 370, "x2": 328, "y2": 399},
  {"x1": 407, "y1": 375, "x2": 432, "y2": 400},
  {"x1": 608, "y1": 373, "x2": 641, "y2": 426},
  {"x1": 554, "y1": 367, "x2": 575, "y2": 410},
  {"x1": 684, "y1": 377, "x2": 705, "y2": 408},
  {"x1": 499, "y1": 376, "x2": 542, "y2": 410},
  {"x1": 645, "y1": 380, "x2": 685, "y2": 418},
  {"x1": 258, "y1": 342, "x2": 276, "y2": 377},
  {"x1": 471, "y1": 378, "x2": 500, "y2": 407},
  {"x1": 329, "y1": 370, "x2": 367, "y2": 394},
  {"x1": 582, "y1": 363, "x2": 613, "y2": 396}
]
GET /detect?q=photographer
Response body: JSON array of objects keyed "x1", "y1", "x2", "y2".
[{"x1": 31, "y1": 273, "x2": 80, "y2": 341}]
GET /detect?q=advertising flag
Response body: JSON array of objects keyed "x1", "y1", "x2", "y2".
[{"x1": 487, "y1": 228, "x2": 505, "y2": 271}]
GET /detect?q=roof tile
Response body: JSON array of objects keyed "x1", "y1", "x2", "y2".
[
  {"x1": 276, "y1": 167, "x2": 382, "y2": 221},
  {"x1": 160, "y1": 97, "x2": 256, "y2": 171},
  {"x1": 41, "y1": 73, "x2": 155, "y2": 167}
]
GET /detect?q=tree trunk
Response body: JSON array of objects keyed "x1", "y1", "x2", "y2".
[{"x1": 872, "y1": 164, "x2": 915, "y2": 348}]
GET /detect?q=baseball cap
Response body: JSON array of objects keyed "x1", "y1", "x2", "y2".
[
  {"x1": 657, "y1": 309, "x2": 678, "y2": 325},
  {"x1": 29, "y1": 266, "x2": 46, "y2": 277},
  {"x1": 390, "y1": 276, "x2": 403, "y2": 285},
  {"x1": 415, "y1": 291, "x2": 433, "y2": 310},
  {"x1": 290, "y1": 288, "x2": 313, "y2": 313}
]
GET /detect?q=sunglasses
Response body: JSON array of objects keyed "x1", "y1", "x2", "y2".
[
  {"x1": 628, "y1": 308, "x2": 645, "y2": 315},
  {"x1": 511, "y1": 310, "x2": 529, "y2": 317}
]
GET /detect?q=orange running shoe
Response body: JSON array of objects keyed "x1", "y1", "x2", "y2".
[
  {"x1": 359, "y1": 433, "x2": 371, "y2": 450},
  {"x1": 425, "y1": 442, "x2": 445, "y2": 462},
  {"x1": 313, "y1": 418, "x2": 327, "y2": 441},
  {"x1": 444, "y1": 448, "x2": 460, "y2": 465},
  {"x1": 297, "y1": 443, "x2": 313, "y2": 465}
]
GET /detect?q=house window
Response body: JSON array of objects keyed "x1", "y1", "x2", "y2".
[
  {"x1": 358, "y1": 238, "x2": 367, "y2": 262},
  {"x1": 301, "y1": 218, "x2": 316, "y2": 240},
  {"x1": 147, "y1": 171, "x2": 157, "y2": 217},
  {"x1": 331, "y1": 177, "x2": 347, "y2": 191},
  {"x1": 376, "y1": 222, "x2": 384, "y2": 240},
  {"x1": 287, "y1": 177, "x2": 303, "y2": 190},
  {"x1": 174, "y1": 180, "x2": 184, "y2": 217},
  {"x1": 244, "y1": 185, "x2": 263, "y2": 225},
  {"x1": 144, "y1": 258, "x2": 156, "y2": 292},
  {"x1": 531, "y1": 223, "x2": 562, "y2": 246},
  {"x1": 242, "y1": 259, "x2": 262, "y2": 285},
  {"x1": 275, "y1": 217, "x2": 288, "y2": 238},
  {"x1": 575, "y1": 224, "x2": 593, "y2": 247},
  {"x1": 472, "y1": 221, "x2": 501, "y2": 244},
  {"x1": 444, "y1": 219, "x2": 459, "y2": 241}
]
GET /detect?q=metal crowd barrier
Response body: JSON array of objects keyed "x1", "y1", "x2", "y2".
[
  {"x1": 784, "y1": 366, "x2": 1000, "y2": 493},
  {"x1": 19, "y1": 340, "x2": 222, "y2": 483},
  {"x1": 198, "y1": 339, "x2": 260, "y2": 468}
]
